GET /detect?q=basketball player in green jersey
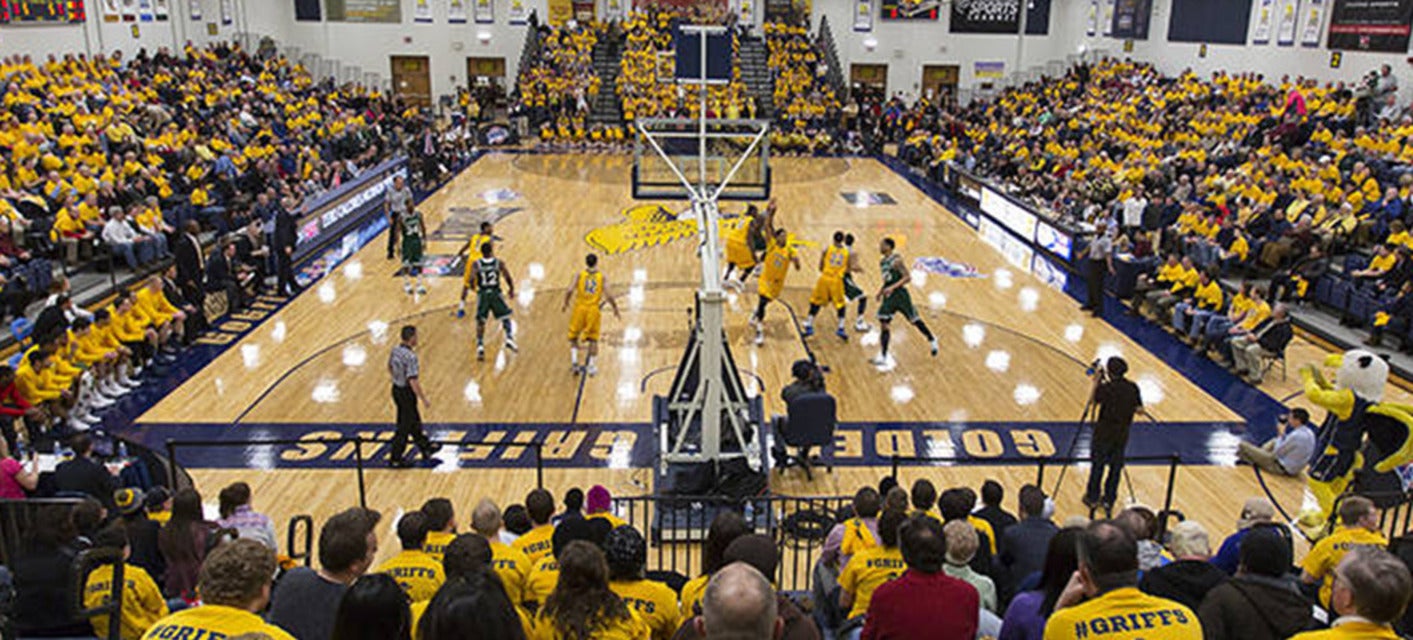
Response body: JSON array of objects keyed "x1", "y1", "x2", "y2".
[
  {"x1": 470, "y1": 241, "x2": 518, "y2": 361},
  {"x1": 400, "y1": 208, "x2": 428, "y2": 295},
  {"x1": 843, "y1": 234, "x2": 871, "y2": 332},
  {"x1": 873, "y1": 236, "x2": 937, "y2": 366}
]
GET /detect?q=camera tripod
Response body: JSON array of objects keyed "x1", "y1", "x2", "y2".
[{"x1": 1050, "y1": 373, "x2": 1138, "y2": 517}]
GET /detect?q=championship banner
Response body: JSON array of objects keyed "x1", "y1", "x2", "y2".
[
  {"x1": 187, "y1": 0, "x2": 199, "y2": 19},
  {"x1": 1301, "y1": 0, "x2": 1326, "y2": 45},
  {"x1": 448, "y1": 0, "x2": 467, "y2": 22},
  {"x1": 880, "y1": 0, "x2": 937, "y2": 20},
  {"x1": 219, "y1": 0, "x2": 231, "y2": 24},
  {"x1": 1328, "y1": 0, "x2": 1413, "y2": 52},
  {"x1": 414, "y1": 0, "x2": 432, "y2": 21},
  {"x1": 948, "y1": 0, "x2": 1014, "y2": 31},
  {"x1": 137, "y1": 0, "x2": 153, "y2": 21},
  {"x1": 854, "y1": 0, "x2": 872, "y2": 30},
  {"x1": 1101, "y1": 0, "x2": 1114, "y2": 35},
  {"x1": 607, "y1": 0, "x2": 624, "y2": 20},
  {"x1": 1086, "y1": 0, "x2": 1098, "y2": 35},
  {"x1": 1252, "y1": 0, "x2": 1274, "y2": 43},
  {"x1": 1277, "y1": 0, "x2": 1300, "y2": 44},
  {"x1": 974, "y1": 60, "x2": 1005, "y2": 79},
  {"x1": 547, "y1": 0, "x2": 571, "y2": 23},
  {"x1": 1110, "y1": 0, "x2": 1151, "y2": 39},
  {"x1": 476, "y1": 0, "x2": 495, "y2": 23},
  {"x1": 508, "y1": 0, "x2": 525, "y2": 23},
  {"x1": 153, "y1": 0, "x2": 168, "y2": 20},
  {"x1": 736, "y1": 0, "x2": 753, "y2": 22},
  {"x1": 100, "y1": 0, "x2": 120, "y2": 21}
]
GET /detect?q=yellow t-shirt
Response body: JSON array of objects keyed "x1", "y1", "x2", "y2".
[
  {"x1": 524, "y1": 556, "x2": 560, "y2": 608},
  {"x1": 1193, "y1": 281, "x2": 1224, "y2": 311},
  {"x1": 376, "y1": 549, "x2": 446, "y2": 603},
  {"x1": 1042, "y1": 587, "x2": 1201, "y2": 640},
  {"x1": 1291, "y1": 619, "x2": 1400, "y2": 640},
  {"x1": 422, "y1": 530, "x2": 455, "y2": 564},
  {"x1": 490, "y1": 541, "x2": 533, "y2": 606},
  {"x1": 679, "y1": 574, "x2": 708, "y2": 619},
  {"x1": 1241, "y1": 299, "x2": 1272, "y2": 331},
  {"x1": 838, "y1": 545, "x2": 906, "y2": 619},
  {"x1": 513, "y1": 524, "x2": 556, "y2": 564},
  {"x1": 840, "y1": 517, "x2": 878, "y2": 561},
  {"x1": 141, "y1": 604, "x2": 296, "y2": 640},
  {"x1": 84, "y1": 563, "x2": 168, "y2": 640},
  {"x1": 610, "y1": 579, "x2": 681, "y2": 640},
  {"x1": 1302, "y1": 526, "x2": 1388, "y2": 607},
  {"x1": 532, "y1": 606, "x2": 651, "y2": 640}
]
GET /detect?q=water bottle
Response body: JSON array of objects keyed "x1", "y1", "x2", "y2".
[
  {"x1": 117, "y1": 441, "x2": 129, "y2": 459},
  {"x1": 743, "y1": 500, "x2": 755, "y2": 528}
]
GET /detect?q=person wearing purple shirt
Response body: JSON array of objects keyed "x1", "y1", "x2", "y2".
[{"x1": 999, "y1": 527, "x2": 1083, "y2": 640}]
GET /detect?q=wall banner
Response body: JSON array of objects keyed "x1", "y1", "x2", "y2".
[
  {"x1": 1101, "y1": 0, "x2": 1114, "y2": 36},
  {"x1": 1252, "y1": 0, "x2": 1275, "y2": 43},
  {"x1": 974, "y1": 61, "x2": 1005, "y2": 79},
  {"x1": 219, "y1": 0, "x2": 232, "y2": 25},
  {"x1": 1300, "y1": 0, "x2": 1326, "y2": 46},
  {"x1": 854, "y1": 0, "x2": 872, "y2": 30},
  {"x1": 883, "y1": 0, "x2": 939, "y2": 21},
  {"x1": 1276, "y1": 0, "x2": 1300, "y2": 45},
  {"x1": 478, "y1": 0, "x2": 497, "y2": 23},
  {"x1": 138, "y1": 0, "x2": 153, "y2": 21},
  {"x1": 508, "y1": 0, "x2": 526, "y2": 23},
  {"x1": 187, "y1": 0, "x2": 201, "y2": 20},
  {"x1": 414, "y1": 0, "x2": 433, "y2": 21},
  {"x1": 1086, "y1": 0, "x2": 1098, "y2": 35},
  {"x1": 153, "y1": 0, "x2": 169, "y2": 21},
  {"x1": 449, "y1": 0, "x2": 468, "y2": 22},
  {"x1": 1327, "y1": 0, "x2": 1413, "y2": 52},
  {"x1": 1110, "y1": 0, "x2": 1152, "y2": 39},
  {"x1": 949, "y1": 0, "x2": 1015, "y2": 32}
]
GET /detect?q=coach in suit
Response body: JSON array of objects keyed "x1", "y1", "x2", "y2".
[
  {"x1": 206, "y1": 241, "x2": 245, "y2": 313},
  {"x1": 272, "y1": 199, "x2": 299, "y2": 297},
  {"x1": 173, "y1": 220, "x2": 205, "y2": 309}
]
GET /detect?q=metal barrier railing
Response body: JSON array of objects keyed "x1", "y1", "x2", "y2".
[
  {"x1": 72, "y1": 547, "x2": 124, "y2": 640},
  {"x1": 164, "y1": 437, "x2": 545, "y2": 510},
  {"x1": 287, "y1": 514, "x2": 315, "y2": 567},
  {"x1": 0, "y1": 498, "x2": 85, "y2": 566}
]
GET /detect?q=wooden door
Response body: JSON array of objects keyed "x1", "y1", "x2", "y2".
[
  {"x1": 466, "y1": 57, "x2": 506, "y2": 83},
  {"x1": 921, "y1": 64, "x2": 959, "y2": 105},
  {"x1": 390, "y1": 55, "x2": 432, "y2": 108},
  {"x1": 850, "y1": 63, "x2": 887, "y2": 93}
]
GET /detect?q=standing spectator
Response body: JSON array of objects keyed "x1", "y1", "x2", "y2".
[
  {"x1": 534, "y1": 540, "x2": 649, "y2": 639},
  {"x1": 330, "y1": 573, "x2": 412, "y2": 640},
  {"x1": 1079, "y1": 222, "x2": 1113, "y2": 317},
  {"x1": 975, "y1": 480, "x2": 1017, "y2": 553},
  {"x1": 216, "y1": 481, "x2": 277, "y2": 552},
  {"x1": 1000, "y1": 485, "x2": 1058, "y2": 593},
  {"x1": 1237, "y1": 409, "x2": 1315, "y2": 477},
  {"x1": 999, "y1": 527, "x2": 1083, "y2": 640},
  {"x1": 1084, "y1": 357, "x2": 1148, "y2": 512},
  {"x1": 696, "y1": 563, "x2": 780, "y2": 640},
  {"x1": 1210, "y1": 498, "x2": 1276, "y2": 575},
  {"x1": 272, "y1": 199, "x2": 299, "y2": 296},
  {"x1": 1291, "y1": 547, "x2": 1411, "y2": 640},
  {"x1": 1301, "y1": 495, "x2": 1387, "y2": 610},
  {"x1": 269, "y1": 507, "x2": 382, "y2": 640},
  {"x1": 1197, "y1": 525, "x2": 1319, "y2": 640},
  {"x1": 53, "y1": 433, "x2": 118, "y2": 510},
  {"x1": 172, "y1": 221, "x2": 204, "y2": 310},
  {"x1": 860, "y1": 514, "x2": 979, "y2": 640},
  {"x1": 1137, "y1": 521, "x2": 1228, "y2": 610},
  {"x1": 1043, "y1": 521, "x2": 1202, "y2": 640},
  {"x1": 84, "y1": 524, "x2": 169, "y2": 640},
  {"x1": 158, "y1": 488, "x2": 219, "y2": 599},
  {"x1": 140, "y1": 539, "x2": 295, "y2": 639}
]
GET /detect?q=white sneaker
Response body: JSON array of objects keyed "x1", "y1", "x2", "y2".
[
  {"x1": 855, "y1": 319, "x2": 872, "y2": 332},
  {"x1": 102, "y1": 381, "x2": 127, "y2": 396},
  {"x1": 754, "y1": 330, "x2": 764, "y2": 346},
  {"x1": 120, "y1": 376, "x2": 141, "y2": 388},
  {"x1": 69, "y1": 419, "x2": 90, "y2": 432},
  {"x1": 930, "y1": 339, "x2": 939, "y2": 356},
  {"x1": 870, "y1": 354, "x2": 889, "y2": 366},
  {"x1": 416, "y1": 285, "x2": 427, "y2": 295},
  {"x1": 506, "y1": 338, "x2": 518, "y2": 352},
  {"x1": 404, "y1": 282, "x2": 413, "y2": 294},
  {"x1": 586, "y1": 363, "x2": 598, "y2": 376},
  {"x1": 90, "y1": 395, "x2": 114, "y2": 409},
  {"x1": 78, "y1": 412, "x2": 102, "y2": 425}
]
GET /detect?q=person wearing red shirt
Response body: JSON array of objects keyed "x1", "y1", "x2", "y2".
[{"x1": 861, "y1": 514, "x2": 979, "y2": 640}]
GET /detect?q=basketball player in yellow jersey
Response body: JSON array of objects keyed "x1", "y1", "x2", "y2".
[
  {"x1": 456, "y1": 221, "x2": 499, "y2": 317},
  {"x1": 721, "y1": 205, "x2": 759, "y2": 290},
  {"x1": 561, "y1": 253, "x2": 621, "y2": 376},
  {"x1": 803, "y1": 231, "x2": 851, "y2": 341},
  {"x1": 750, "y1": 227, "x2": 800, "y2": 346}
]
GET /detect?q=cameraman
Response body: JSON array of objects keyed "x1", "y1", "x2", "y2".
[{"x1": 1083, "y1": 357, "x2": 1151, "y2": 512}]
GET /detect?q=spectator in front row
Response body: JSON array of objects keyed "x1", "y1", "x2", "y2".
[
  {"x1": 839, "y1": 508, "x2": 908, "y2": 635},
  {"x1": 942, "y1": 520, "x2": 997, "y2": 614},
  {"x1": 1237, "y1": 409, "x2": 1315, "y2": 476},
  {"x1": 698, "y1": 562, "x2": 781, "y2": 640},
  {"x1": 268, "y1": 507, "x2": 382, "y2": 640},
  {"x1": 84, "y1": 524, "x2": 169, "y2": 640},
  {"x1": 1138, "y1": 521, "x2": 1228, "y2": 611},
  {"x1": 1043, "y1": 521, "x2": 1202, "y2": 640},
  {"x1": 1228, "y1": 304, "x2": 1293, "y2": 384},
  {"x1": 140, "y1": 539, "x2": 295, "y2": 639},
  {"x1": 975, "y1": 480, "x2": 1018, "y2": 554},
  {"x1": 1000, "y1": 485, "x2": 1058, "y2": 594},
  {"x1": 1301, "y1": 495, "x2": 1388, "y2": 610},
  {"x1": 159, "y1": 488, "x2": 221, "y2": 600},
  {"x1": 1210, "y1": 498, "x2": 1277, "y2": 575},
  {"x1": 53, "y1": 433, "x2": 118, "y2": 511},
  {"x1": 1292, "y1": 546, "x2": 1412, "y2": 640},
  {"x1": 330, "y1": 573, "x2": 411, "y2": 640},
  {"x1": 860, "y1": 514, "x2": 979, "y2": 640},
  {"x1": 998, "y1": 527, "x2": 1084, "y2": 640},
  {"x1": 1198, "y1": 525, "x2": 1320, "y2": 640},
  {"x1": 535, "y1": 540, "x2": 650, "y2": 639},
  {"x1": 705, "y1": 534, "x2": 822, "y2": 640},
  {"x1": 216, "y1": 481, "x2": 277, "y2": 553}
]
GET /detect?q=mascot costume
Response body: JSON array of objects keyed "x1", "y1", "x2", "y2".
[{"x1": 1301, "y1": 349, "x2": 1413, "y2": 517}]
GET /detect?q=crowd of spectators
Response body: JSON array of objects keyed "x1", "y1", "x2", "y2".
[
  {"x1": 618, "y1": 9, "x2": 750, "y2": 124},
  {"x1": 517, "y1": 22, "x2": 605, "y2": 144},
  {"x1": 763, "y1": 21, "x2": 839, "y2": 154},
  {"x1": 7, "y1": 470, "x2": 1412, "y2": 640}
]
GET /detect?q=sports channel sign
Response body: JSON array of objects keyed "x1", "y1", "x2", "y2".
[{"x1": 293, "y1": 157, "x2": 408, "y2": 262}]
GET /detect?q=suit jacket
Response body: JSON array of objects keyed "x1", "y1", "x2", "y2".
[
  {"x1": 272, "y1": 209, "x2": 297, "y2": 254},
  {"x1": 1254, "y1": 318, "x2": 1294, "y2": 353},
  {"x1": 205, "y1": 252, "x2": 233, "y2": 292},
  {"x1": 173, "y1": 233, "x2": 203, "y2": 289},
  {"x1": 1000, "y1": 517, "x2": 1059, "y2": 590}
]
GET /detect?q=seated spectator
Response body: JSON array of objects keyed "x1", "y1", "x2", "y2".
[
  {"x1": 1227, "y1": 304, "x2": 1293, "y2": 384},
  {"x1": 330, "y1": 573, "x2": 411, "y2": 640},
  {"x1": 206, "y1": 240, "x2": 248, "y2": 313},
  {"x1": 471, "y1": 498, "x2": 532, "y2": 605},
  {"x1": 677, "y1": 533, "x2": 823, "y2": 640},
  {"x1": 1365, "y1": 280, "x2": 1413, "y2": 350},
  {"x1": 1204, "y1": 284, "x2": 1269, "y2": 354},
  {"x1": 115, "y1": 487, "x2": 166, "y2": 584},
  {"x1": 216, "y1": 481, "x2": 277, "y2": 552},
  {"x1": 554, "y1": 487, "x2": 584, "y2": 524},
  {"x1": 534, "y1": 540, "x2": 649, "y2": 639},
  {"x1": 420, "y1": 497, "x2": 457, "y2": 563},
  {"x1": 12, "y1": 503, "x2": 89, "y2": 636},
  {"x1": 942, "y1": 520, "x2": 998, "y2": 613},
  {"x1": 1291, "y1": 546, "x2": 1411, "y2": 640},
  {"x1": 680, "y1": 510, "x2": 751, "y2": 619},
  {"x1": 815, "y1": 487, "x2": 882, "y2": 630},
  {"x1": 0, "y1": 436, "x2": 37, "y2": 499},
  {"x1": 1268, "y1": 244, "x2": 1328, "y2": 303},
  {"x1": 1301, "y1": 495, "x2": 1387, "y2": 611},
  {"x1": 53, "y1": 433, "x2": 117, "y2": 510},
  {"x1": 512, "y1": 488, "x2": 557, "y2": 564},
  {"x1": 1198, "y1": 525, "x2": 1320, "y2": 640},
  {"x1": 1210, "y1": 498, "x2": 1277, "y2": 575},
  {"x1": 938, "y1": 487, "x2": 996, "y2": 573},
  {"x1": 504, "y1": 504, "x2": 532, "y2": 538},
  {"x1": 1000, "y1": 485, "x2": 1058, "y2": 594},
  {"x1": 1115, "y1": 507, "x2": 1171, "y2": 572},
  {"x1": 84, "y1": 524, "x2": 169, "y2": 640},
  {"x1": 526, "y1": 515, "x2": 597, "y2": 610},
  {"x1": 1138, "y1": 520, "x2": 1228, "y2": 610},
  {"x1": 999, "y1": 527, "x2": 1083, "y2": 640},
  {"x1": 374, "y1": 510, "x2": 444, "y2": 603},
  {"x1": 269, "y1": 507, "x2": 381, "y2": 640},
  {"x1": 603, "y1": 525, "x2": 679, "y2": 640},
  {"x1": 103, "y1": 206, "x2": 157, "y2": 270},
  {"x1": 1044, "y1": 521, "x2": 1202, "y2": 639},
  {"x1": 859, "y1": 514, "x2": 979, "y2": 640},
  {"x1": 974, "y1": 480, "x2": 1017, "y2": 554},
  {"x1": 839, "y1": 508, "x2": 908, "y2": 636},
  {"x1": 418, "y1": 566, "x2": 528, "y2": 640},
  {"x1": 141, "y1": 539, "x2": 295, "y2": 639},
  {"x1": 1237, "y1": 409, "x2": 1316, "y2": 476},
  {"x1": 586, "y1": 484, "x2": 627, "y2": 529},
  {"x1": 158, "y1": 488, "x2": 221, "y2": 599}
]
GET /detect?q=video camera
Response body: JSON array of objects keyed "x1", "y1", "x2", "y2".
[{"x1": 1086, "y1": 358, "x2": 1110, "y2": 383}]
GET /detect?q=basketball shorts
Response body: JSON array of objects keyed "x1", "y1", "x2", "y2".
[
  {"x1": 877, "y1": 289, "x2": 919, "y2": 323},
  {"x1": 759, "y1": 275, "x2": 785, "y2": 300},
  {"x1": 843, "y1": 275, "x2": 864, "y2": 301},
  {"x1": 568, "y1": 304, "x2": 602, "y2": 341},
  {"x1": 726, "y1": 240, "x2": 756, "y2": 269},
  {"x1": 476, "y1": 290, "x2": 513, "y2": 322},
  {"x1": 402, "y1": 234, "x2": 424, "y2": 268},
  {"x1": 809, "y1": 276, "x2": 846, "y2": 309}
]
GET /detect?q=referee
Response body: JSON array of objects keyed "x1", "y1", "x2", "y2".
[
  {"x1": 1080, "y1": 221, "x2": 1115, "y2": 318},
  {"x1": 388, "y1": 325, "x2": 439, "y2": 468}
]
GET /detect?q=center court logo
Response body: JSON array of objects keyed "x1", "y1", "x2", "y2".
[{"x1": 586, "y1": 205, "x2": 818, "y2": 255}]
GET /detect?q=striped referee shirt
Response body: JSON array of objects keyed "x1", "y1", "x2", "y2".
[{"x1": 389, "y1": 344, "x2": 419, "y2": 388}]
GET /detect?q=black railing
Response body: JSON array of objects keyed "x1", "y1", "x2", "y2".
[
  {"x1": 164, "y1": 437, "x2": 545, "y2": 510},
  {"x1": 287, "y1": 514, "x2": 315, "y2": 568}
]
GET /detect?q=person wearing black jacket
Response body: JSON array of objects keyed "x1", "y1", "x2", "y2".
[
  {"x1": 52, "y1": 433, "x2": 117, "y2": 511},
  {"x1": 1138, "y1": 520, "x2": 1228, "y2": 611},
  {"x1": 1365, "y1": 280, "x2": 1413, "y2": 350},
  {"x1": 116, "y1": 487, "x2": 167, "y2": 584},
  {"x1": 172, "y1": 220, "x2": 204, "y2": 309},
  {"x1": 1230, "y1": 305, "x2": 1293, "y2": 384},
  {"x1": 206, "y1": 240, "x2": 245, "y2": 313},
  {"x1": 1197, "y1": 525, "x2": 1319, "y2": 640},
  {"x1": 1268, "y1": 244, "x2": 1328, "y2": 303},
  {"x1": 272, "y1": 198, "x2": 299, "y2": 297},
  {"x1": 11, "y1": 504, "x2": 90, "y2": 636},
  {"x1": 1000, "y1": 485, "x2": 1058, "y2": 594}
]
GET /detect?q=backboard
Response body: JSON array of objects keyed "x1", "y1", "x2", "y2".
[{"x1": 631, "y1": 118, "x2": 771, "y2": 201}]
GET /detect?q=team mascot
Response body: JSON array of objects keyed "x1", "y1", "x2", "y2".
[{"x1": 1301, "y1": 349, "x2": 1413, "y2": 517}]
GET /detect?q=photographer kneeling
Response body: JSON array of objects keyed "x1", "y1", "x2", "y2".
[{"x1": 772, "y1": 360, "x2": 826, "y2": 464}]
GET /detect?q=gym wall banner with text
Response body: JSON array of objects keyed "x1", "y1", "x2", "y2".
[
  {"x1": 1328, "y1": 0, "x2": 1413, "y2": 52},
  {"x1": 881, "y1": 0, "x2": 939, "y2": 21},
  {"x1": 1109, "y1": 0, "x2": 1152, "y2": 39},
  {"x1": 942, "y1": 0, "x2": 1051, "y2": 33}
]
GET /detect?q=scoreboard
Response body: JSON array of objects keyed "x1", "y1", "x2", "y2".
[{"x1": 0, "y1": 0, "x2": 86, "y2": 23}]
